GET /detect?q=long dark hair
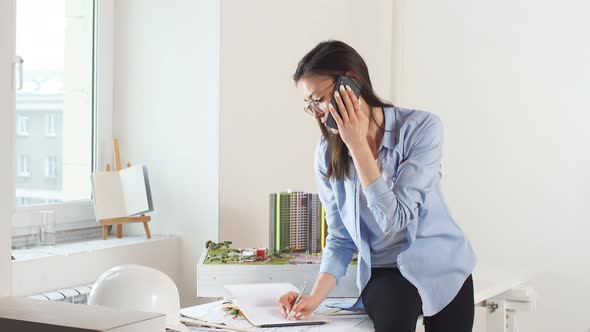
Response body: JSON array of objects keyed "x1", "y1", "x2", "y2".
[{"x1": 293, "y1": 40, "x2": 394, "y2": 182}]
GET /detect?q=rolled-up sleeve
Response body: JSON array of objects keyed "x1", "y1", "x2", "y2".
[
  {"x1": 314, "y1": 140, "x2": 356, "y2": 284},
  {"x1": 363, "y1": 114, "x2": 444, "y2": 234}
]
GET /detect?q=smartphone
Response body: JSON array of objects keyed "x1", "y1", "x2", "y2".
[{"x1": 326, "y1": 76, "x2": 362, "y2": 130}]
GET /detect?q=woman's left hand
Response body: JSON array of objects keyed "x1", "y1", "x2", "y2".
[{"x1": 329, "y1": 84, "x2": 369, "y2": 152}]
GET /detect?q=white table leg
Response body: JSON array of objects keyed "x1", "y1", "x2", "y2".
[{"x1": 486, "y1": 297, "x2": 507, "y2": 332}]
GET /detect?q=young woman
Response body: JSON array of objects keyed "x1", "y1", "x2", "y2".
[{"x1": 278, "y1": 40, "x2": 477, "y2": 332}]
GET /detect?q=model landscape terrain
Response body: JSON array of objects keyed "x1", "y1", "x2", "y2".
[{"x1": 203, "y1": 240, "x2": 357, "y2": 265}]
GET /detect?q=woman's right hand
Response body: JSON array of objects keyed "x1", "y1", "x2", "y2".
[{"x1": 277, "y1": 292, "x2": 322, "y2": 320}]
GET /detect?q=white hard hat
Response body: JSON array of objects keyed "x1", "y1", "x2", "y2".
[{"x1": 88, "y1": 265, "x2": 188, "y2": 332}]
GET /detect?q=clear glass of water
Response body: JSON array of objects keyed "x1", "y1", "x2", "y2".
[{"x1": 39, "y1": 210, "x2": 56, "y2": 246}]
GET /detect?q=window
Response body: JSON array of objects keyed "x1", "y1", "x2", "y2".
[
  {"x1": 17, "y1": 154, "x2": 30, "y2": 177},
  {"x1": 12, "y1": 0, "x2": 114, "y2": 237},
  {"x1": 15, "y1": 0, "x2": 94, "y2": 207},
  {"x1": 45, "y1": 156, "x2": 58, "y2": 178},
  {"x1": 17, "y1": 197, "x2": 32, "y2": 206},
  {"x1": 17, "y1": 115, "x2": 29, "y2": 136},
  {"x1": 45, "y1": 114, "x2": 56, "y2": 137}
]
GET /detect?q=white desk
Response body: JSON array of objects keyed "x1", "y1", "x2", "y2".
[
  {"x1": 188, "y1": 264, "x2": 535, "y2": 332},
  {"x1": 472, "y1": 265, "x2": 536, "y2": 332},
  {"x1": 182, "y1": 298, "x2": 373, "y2": 332}
]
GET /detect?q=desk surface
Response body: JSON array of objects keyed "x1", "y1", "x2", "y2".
[
  {"x1": 182, "y1": 298, "x2": 374, "y2": 332},
  {"x1": 186, "y1": 264, "x2": 532, "y2": 331}
]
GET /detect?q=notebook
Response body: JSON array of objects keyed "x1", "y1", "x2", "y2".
[
  {"x1": 224, "y1": 283, "x2": 328, "y2": 328},
  {"x1": 91, "y1": 164, "x2": 154, "y2": 220}
]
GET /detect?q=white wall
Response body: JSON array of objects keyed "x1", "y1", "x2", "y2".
[
  {"x1": 394, "y1": 1, "x2": 590, "y2": 330},
  {"x1": 219, "y1": 0, "x2": 394, "y2": 248},
  {"x1": 113, "y1": 0, "x2": 220, "y2": 306},
  {"x1": 0, "y1": 0, "x2": 15, "y2": 297}
]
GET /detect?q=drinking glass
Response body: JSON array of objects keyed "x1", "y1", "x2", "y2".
[{"x1": 40, "y1": 210, "x2": 56, "y2": 246}]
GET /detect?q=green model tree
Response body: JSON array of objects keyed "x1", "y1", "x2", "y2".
[{"x1": 205, "y1": 240, "x2": 234, "y2": 250}]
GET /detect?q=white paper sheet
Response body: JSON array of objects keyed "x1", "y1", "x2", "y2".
[
  {"x1": 224, "y1": 283, "x2": 298, "y2": 306},
  {"x1": 180, "y1": 300, "x2": 372, "y2": 332},
  {"x1": 224, "y1": 283, "x2": 327, "y2": 327}
]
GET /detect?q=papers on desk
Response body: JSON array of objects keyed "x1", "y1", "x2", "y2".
[
  {"x1": 180, "y1": 300, "x2": 372, "y2": 332},
  {"x1": 224, "y1": 283, "x2": 328, "y2": 328}
]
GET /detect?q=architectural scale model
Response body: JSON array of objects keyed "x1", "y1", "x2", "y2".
[
  {"x1": 202, "y1": 240, "x2": 357, "y2": 266},
  {"x1": 269, "y1": 190, "x2": 327, "y2": 254}
]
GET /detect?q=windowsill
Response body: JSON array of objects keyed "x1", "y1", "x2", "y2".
[
  {"x1": 12, "y1": 235, "x2": 175, "y2": 261},
  {"x1": 11, "y1": 235, "x2": 181, "y2": 297}
]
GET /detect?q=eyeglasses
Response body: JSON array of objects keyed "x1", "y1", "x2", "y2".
[{"x1": 303, "y1": 82, "x2": 336, "y2": 116}]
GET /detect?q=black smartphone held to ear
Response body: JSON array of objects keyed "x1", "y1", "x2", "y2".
[{"x1": 326, "y1": 76, "x2": 362, "y2": 129}]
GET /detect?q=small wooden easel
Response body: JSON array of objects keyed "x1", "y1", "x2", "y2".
[{"x1": 99, "y1": 138, "x2": 152, "y2": 240}]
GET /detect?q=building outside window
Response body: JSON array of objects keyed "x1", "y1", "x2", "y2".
[
  {"x1": 17, "y1": 154, "x2": 30, "y2": 177},
  {"x1": 11, "y1": 0, "x2": 113, "y2": 244},
  {"x1": 45, "y1": 114, "x2": 57, "y2": 137},
  {"x1": 46, "y1": 155, "x2": 58, "y2": 178},
  {"x1": 15, "y1": 0, "x2": 94, "y2": 207},
  {"x1": 17, "y1": 115, "x2": 29, "y2": 136}
]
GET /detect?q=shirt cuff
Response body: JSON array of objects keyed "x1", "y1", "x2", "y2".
[
  {"x1": 363, "y1": 176, "x2": 391, "y2": 206},
  {"x1": 319, "y1": 252, "x2": 347, "y2": 285}
]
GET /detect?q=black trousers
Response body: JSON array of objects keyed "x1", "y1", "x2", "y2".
[{"x1": 361, "y1": 267, "x2": 474, "y2": 332}]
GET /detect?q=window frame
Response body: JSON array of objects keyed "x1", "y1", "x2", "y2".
[
  {"x1": 45, "y1": 155, "x2": 57, "y2": 178},
  {"x1": 45, "y1": 114, "x2": 56, "y2": 137},
  {"x1": 16, "y1": 115, "x2": 28, "y2": 136},
  {"x1": 11, "y1": 0, "x2": 114, "y2": 236},
  {"x1": 16, "y1": 154, "x2": 29, "y2": 177}
]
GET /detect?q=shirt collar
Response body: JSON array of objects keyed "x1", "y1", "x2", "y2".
[{"x1": 347, "y1": 106, "x2": 396, "y2": 156}]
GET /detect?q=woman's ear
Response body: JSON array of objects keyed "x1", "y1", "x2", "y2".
[{"x1": 345, "y1": 71, "x2": 359, "y2": 80}]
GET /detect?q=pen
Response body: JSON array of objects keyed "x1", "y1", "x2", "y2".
[
  {"x1": 286, "y1": 280, "x2": 308, "y2": 320},
  {"x1": 180, "y1": 317, "x2": 252, "y2": 332}
]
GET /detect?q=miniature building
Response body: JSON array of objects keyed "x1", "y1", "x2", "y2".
[
  {"x1": 241, "y1": 249, "x2": 257, "y2": 262},
  {"x1": 307, "y1": 193, "x2": 324, "y2": 254},
  {"x1": 269, "y1": 194, "x2": 276, "y2": 253},
  {"x1": 255, "y1": 248, "x2": 267, "y2": 259},
  {"x1": 240, "y1": 248, "x2": 267, "y2": 262},
  {"x1": 290, "y1": 192, "x2": 308, "y2": 252},
  {"x1": 277, "y1": 193, "x2": 291, "y2": 251},
  {"x1": 269, "y1": 190, "x2": 327, "y2": 254}
]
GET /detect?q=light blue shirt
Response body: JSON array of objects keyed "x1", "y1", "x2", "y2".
[
  {"x1": 315, "y1": 106, "x2": 477, "y2": 316},
  {"x1": 359, "y1": 153, "x2": 409, "y2": 268}
]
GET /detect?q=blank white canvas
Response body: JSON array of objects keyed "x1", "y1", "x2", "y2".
[
  {"x1": 91, "y1": 164, "x2": 152, "y2": 220},
  {"x1": 119, "y1": 165, "x2": 151, "y2": 216},
  {"x1": 91, "y1": 171, "x2": 126, "y2": 220}
]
